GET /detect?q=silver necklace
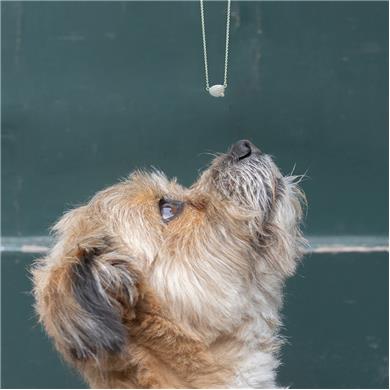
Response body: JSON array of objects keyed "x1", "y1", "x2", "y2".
[{"x1": 199, "y1": 0, "x2": 231, "y2": 97}]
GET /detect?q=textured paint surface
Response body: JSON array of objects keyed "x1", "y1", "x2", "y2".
[
  {"x1": 1, "y1": 1, "x2": 388, "y2": 237},
  {"x1": 1, "y1": 1, "x2": 388, "y2": 388},
  {"x1": 1, "y1": 252, "x2": 388, "y2": 388},
  {"x1": 279, "y1": 252, "x2": 389, "y2": 389}
]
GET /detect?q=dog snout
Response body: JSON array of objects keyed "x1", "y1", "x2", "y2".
[{"x1": 230, "y1": 140, "x2": 260, "y2": 161}]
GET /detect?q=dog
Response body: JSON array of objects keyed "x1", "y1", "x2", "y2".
[{"x1": 32, "y1": 140, "x2": 305, "y2": 388}]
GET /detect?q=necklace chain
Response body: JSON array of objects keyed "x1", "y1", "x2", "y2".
[{"x1": 200, "y1": 0, "x2": 231, "y2": 92}]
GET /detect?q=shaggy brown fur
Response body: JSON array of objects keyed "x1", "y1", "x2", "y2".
[{"x1": 32, "y1": 140, "x2": 305, "y2": 388}]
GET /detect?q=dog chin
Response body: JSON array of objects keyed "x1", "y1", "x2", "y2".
[{"x1": 210, "y1": 152, "x2": 282, "y2": 218}]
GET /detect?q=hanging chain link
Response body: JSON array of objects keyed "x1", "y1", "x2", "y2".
[
  {"x1": 223, "y1": 0, "x2": 231, "y2": 87},
  {"x1": 199, "y1": 0, "x2": 209, "y2": 90},
  {"x1": 200, "y1": 0, "x2": 231, "y2": 91}
]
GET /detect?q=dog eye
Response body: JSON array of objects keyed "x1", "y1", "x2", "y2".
[{"x1": 159, "y1": 199, "x2": 184, "y2": 223}]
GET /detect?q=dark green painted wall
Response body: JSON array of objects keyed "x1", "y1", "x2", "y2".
[
  {"x1": 1, "y1": 1, "x2": 388, "y2": 388},
  {"x1": 2, "y1": 1, "x2": 388, "y2": 237}
]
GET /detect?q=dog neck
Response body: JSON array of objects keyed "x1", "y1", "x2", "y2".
[
  {"x1": 81, "y1": 287, "x2": 233, "y2": 388},
  {"x1": 82, "y1": 284, "x2": 281, "y2": 388}
]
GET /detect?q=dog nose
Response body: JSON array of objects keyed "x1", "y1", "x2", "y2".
[{"x1": 230, "y1": 140, "x2": 254, "y2": 160}]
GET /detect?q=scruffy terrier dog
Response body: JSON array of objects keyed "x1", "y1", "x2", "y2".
[{"x1": 32, "y1": 140, "x2": 305, "y2": 388}]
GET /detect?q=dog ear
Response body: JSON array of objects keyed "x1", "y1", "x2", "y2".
[
  {"x1": 70, "y1": 242, "x2": 139, "y2": 359},
  {"x1": 33, "y1": 232, "x2": 139, "y2": 361}
]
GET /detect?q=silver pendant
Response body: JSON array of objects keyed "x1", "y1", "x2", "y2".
[{"x1": 209, "y1": 84, "x2": 225, "y2": 97}]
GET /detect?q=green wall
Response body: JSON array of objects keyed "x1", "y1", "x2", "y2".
[
  {"x1": 2, "y1": 1, "x2": 388, "y2": 388},
  {"x1": 2, "y1": 1, "x2": 388, "y2": 236}
]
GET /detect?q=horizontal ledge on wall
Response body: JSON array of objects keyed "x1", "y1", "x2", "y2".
[
  {"x1": 0, "y1": 235, "x2": 388, "y2": 255},
  {"x1": 306, "y1": 235, "x2": 389, "y2": 253}
]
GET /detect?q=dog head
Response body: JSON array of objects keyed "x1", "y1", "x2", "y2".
[{"x1": 33, "y1": 140, "x2": 305, "y2": 362}]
